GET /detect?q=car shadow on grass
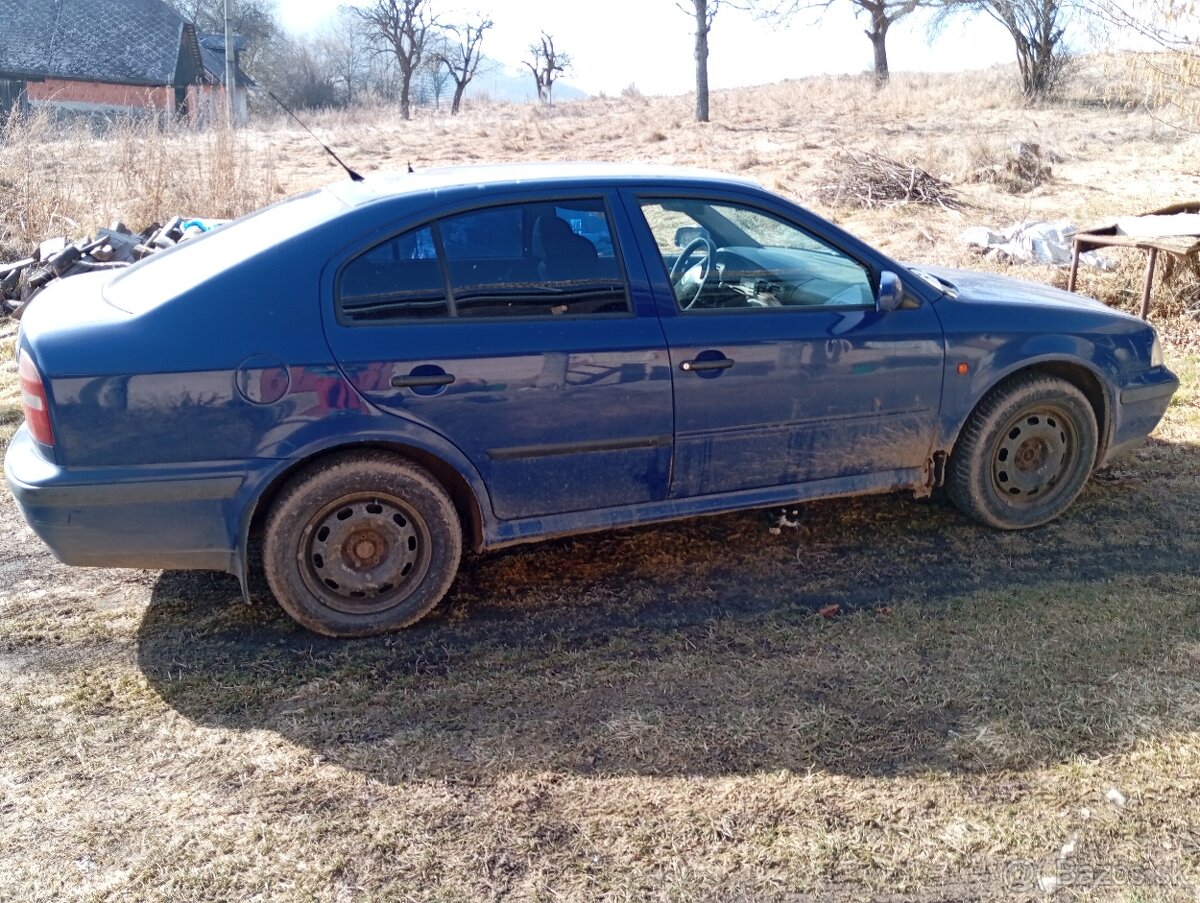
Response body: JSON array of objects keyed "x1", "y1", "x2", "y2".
[{"x1": 137, "y1": 452, "x2": 1200, "y2": 782}]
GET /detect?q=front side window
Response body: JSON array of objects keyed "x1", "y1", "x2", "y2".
[{"x1": 638, "y1": 199, "x2": 873, "y2": 312}]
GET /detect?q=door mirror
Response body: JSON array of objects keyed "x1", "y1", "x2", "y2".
[
  {"x1": 877, "y1": 270, "x2": 904, "y2": 311},
  {"x1": 674, "y1": 226, "x2": 710, "y2": 248}
]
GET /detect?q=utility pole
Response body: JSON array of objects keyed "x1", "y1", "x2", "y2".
[{"x1": 224, "y1": 0, "x2": 237, "y2": 124}]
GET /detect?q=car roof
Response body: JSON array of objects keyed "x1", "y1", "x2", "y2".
[{"x1": 325, "y1": 162, "x2": 763, "y2": 207}]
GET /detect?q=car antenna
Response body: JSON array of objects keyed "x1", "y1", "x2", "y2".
[{"x1": 267, "y1": 90, "x2": 363, "y2": 182}]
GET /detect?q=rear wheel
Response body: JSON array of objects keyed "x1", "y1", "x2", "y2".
[
  {"x1": 263, "y1": 452, "x2": 462, "y2": 637},
  {"x1": 947, "y1": 374, "x2": 1098, "y2": 530}
]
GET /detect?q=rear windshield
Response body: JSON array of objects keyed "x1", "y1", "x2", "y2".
[{"x1": 104, "y1": 188, "x2": 348, "y2": 314}]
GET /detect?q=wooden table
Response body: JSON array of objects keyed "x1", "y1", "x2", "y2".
[{"x1": 1067, "y1": 202, "x2": 1200, "y2": 320}]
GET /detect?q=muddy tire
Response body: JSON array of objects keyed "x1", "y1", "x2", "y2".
[
  {"x1": 263, "y1": 452, "x2": 461, "y2": 637},
  {"x1": 947, "y1": 374, "x2": 1097, "y2": 530}
]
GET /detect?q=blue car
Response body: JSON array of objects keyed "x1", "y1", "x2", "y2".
[{"x1": 5, "y1": 164, "x2": 1179, "y2": 636}]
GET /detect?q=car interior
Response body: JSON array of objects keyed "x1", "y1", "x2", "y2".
[{"x1": 642, "y1": 199, "x2": 875, "y2": 312}]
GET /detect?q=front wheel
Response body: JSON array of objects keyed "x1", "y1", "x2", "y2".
[
  {"x1": 947, "y1": 374, "x2": 1098, "y2": 530},
  {"x1": 263, "y1": 452, "x2": 462, "y2": 637}
]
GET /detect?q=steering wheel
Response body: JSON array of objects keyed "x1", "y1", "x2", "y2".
[{"x1": 669, "y1": 236, "x2": 716, "y2": 309}]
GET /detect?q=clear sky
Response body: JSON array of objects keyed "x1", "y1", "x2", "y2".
[{"x1": 276, "y1": 0, "x2": 1022, "y2": 97}]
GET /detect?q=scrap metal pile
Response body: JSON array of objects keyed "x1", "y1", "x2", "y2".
[{"x1": 1, "y1": 217, "x2": 222, "y2": 318}]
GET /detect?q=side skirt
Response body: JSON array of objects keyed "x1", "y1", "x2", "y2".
[{"x1": 484, "y1": 466, "x2": 929, "y2": 550}]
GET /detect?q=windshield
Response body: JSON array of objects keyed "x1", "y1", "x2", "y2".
[{"x1": 104, "y1": 188, "x2": 347, "y2": 314}]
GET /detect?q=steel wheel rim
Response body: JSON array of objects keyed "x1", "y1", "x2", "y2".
[
  {"x1": 991, "y1": 405, "x2": 1077, "y2": 503},
  {"x1": 298, "y1": 491, "x2": 432, "y2": 616}
]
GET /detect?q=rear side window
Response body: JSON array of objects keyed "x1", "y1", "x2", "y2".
[
  {"x1": 336, "y1": 199, "x2": 630, "y2": 324},
  {"x1": 443, "y1": 201, "x2": 627, "y2": 319},
  {"x1": 439, "y1": 206, "x2": 522, "y2": 259}
]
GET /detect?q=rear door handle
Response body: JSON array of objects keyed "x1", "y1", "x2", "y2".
[
  {"x1": 391, "y1": 373, "x2": 456, "y2": 388},
  {"x1": 680, "y1": 358, "x2": 734, "y2": 373}
]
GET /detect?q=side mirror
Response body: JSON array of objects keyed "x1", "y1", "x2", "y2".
[
  {"x1": 877, "y1": 270, "x2": 904, "y2": 312},
  {"x1": 674, "y1": 226, "x2": 709, "y2": 248}
]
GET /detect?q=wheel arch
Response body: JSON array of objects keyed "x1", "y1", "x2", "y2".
[
  {"x1": 247, "y1": 442, "x2": 486, "y2": 556},
  {"x1": 945, "y1": 358, "x2": 1111, "y2": 470}
]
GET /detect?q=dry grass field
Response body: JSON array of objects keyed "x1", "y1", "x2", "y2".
[{"x1": 2, "y1": 62, "x2": 1200, "y2": 901}]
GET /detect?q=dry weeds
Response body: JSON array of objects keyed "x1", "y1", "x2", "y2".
[{"x1": 3, "y1": 61, "x2": 1200, "y2": 902}]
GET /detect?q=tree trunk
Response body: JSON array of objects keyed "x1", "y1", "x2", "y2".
[
  {"x1": 451, "y1": 81, "x2": 466, "y2": 114},
  {"x1": 694, "y1": 0, "x2": 710, "y2": 123},
  {"x1": 868, "y1": 17, "x2": 889, "y2": 86},
  {"x1": 398, "y1": 56, "x2": 413, "y2": 120},
  {"x1": 400, "y1": 79, "x2": 411, "y2": 120}
]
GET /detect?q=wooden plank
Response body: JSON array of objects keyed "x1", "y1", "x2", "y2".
[{"x1": 1072, "y1": 232, "x2": 1200, "y2": 256}]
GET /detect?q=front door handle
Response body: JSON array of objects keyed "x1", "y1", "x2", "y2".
[
  {"x1": 391, "y1": 373, "x2": 456, "y2": 388},
  {"x1": 680, "y1": 357, "x2": 734, "y2": 373}
]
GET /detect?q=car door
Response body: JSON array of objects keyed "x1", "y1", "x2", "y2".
[
  {"x1": 322, "y1": 193, "x2": 674, "y2": 521},
  {"x1": 621, "y1": 189, "x2": 946, "y2": 498}
]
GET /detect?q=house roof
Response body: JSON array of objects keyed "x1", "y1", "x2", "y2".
[
  {"x1": 0, "y1": 0, "x2": 202, "y2": 87},
  {"x1": 197, "y1": 33, "x2": 254, "y2": 88}
]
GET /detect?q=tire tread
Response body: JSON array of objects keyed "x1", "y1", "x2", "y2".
[
  {"x1": 947, "y1": 373, "x2": 1097, "y2": 530},
  {"x1": 262, "y1": 451, "x2": 461, "y2": 637}
]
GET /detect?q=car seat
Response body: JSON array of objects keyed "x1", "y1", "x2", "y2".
[{"x1": 532, "y1": 216, "x2": 599, "y2": 281}]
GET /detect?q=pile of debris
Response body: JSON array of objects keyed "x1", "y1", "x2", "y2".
[
  {"x1": 817, "y1": 150, "x2": 961, "y2": 212},
  {"x1": 1, "y1": 217, "x2": 222, "y2": 318},
  {"x1": 968, "y1": 142, "x2": 1054, "y2": 194}
]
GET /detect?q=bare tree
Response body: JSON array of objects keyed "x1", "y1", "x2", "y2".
[
  {"x1": 364, "y1": 51, "x2": 402, "y2": 100},
  {"x1": 523, "y1": 32, "x2": 570, "y2": 105},
  {"x1": 1090, "y1": 0, "x2": 1200, "y2": 123},
  {"x1": 268, "y1": 33, "x2": 339, "y2": 109},
  {"x1": 349, "y1": 0, "x2": 437, "y2": 119},
  {"x1": 318, "y1": 9, "x2": 372, "y2": 106},
  {"x1": 935, "y1": 0, "x2": 1075, "y2": 99},
  {"x1": 166, "y1": 0, "x2": 279, "y2": 71},
  {"x1": 434, "y1": 19, "x2": 493, "y2": 114},
  {"x1": 418, "y1": 37, "x2": 454, "y2": 109},
  {"x1": 757, "y1": 0, "x2": 927, "y2": 84},
  {"x1": 681, "y1": 0, "x2": 718, "y2": 122}
]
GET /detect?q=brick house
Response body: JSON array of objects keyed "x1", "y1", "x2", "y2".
[{"x1": 0, "y1": 0, "x2": 250, "y2": 125}]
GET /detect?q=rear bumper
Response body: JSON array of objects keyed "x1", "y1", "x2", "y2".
[
  {"x1": 5, "y1": 424, "x2": 246, "y2": 572},
  {"x1": 1101, "y1": 366, "x2": 1180, "y2": 465}
]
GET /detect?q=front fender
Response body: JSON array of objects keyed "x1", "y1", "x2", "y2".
[{"x1": 935, "y1": 333, "x2": 1117, "y2": 456}]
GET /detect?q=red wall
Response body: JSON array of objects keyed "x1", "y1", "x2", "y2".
[{"x1": 26, "y1": 78, "x2": 174, "y2": 111}]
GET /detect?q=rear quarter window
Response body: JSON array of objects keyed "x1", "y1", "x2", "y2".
[{"x1": 338, "y1": 226, "x2": 449, "y2": 322}]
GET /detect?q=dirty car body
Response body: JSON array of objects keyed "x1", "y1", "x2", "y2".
[{"x1": 6, "y1": 164, "x2": 1180, "y2": 636}]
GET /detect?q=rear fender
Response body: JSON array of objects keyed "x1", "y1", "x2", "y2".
[{"x1": 232, "y1": 413, "x2": 494, "y2": 598}]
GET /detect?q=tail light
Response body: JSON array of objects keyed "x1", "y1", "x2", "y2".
[{"x1": 18, "y1": 349, "x2": 55, "y2": 447}]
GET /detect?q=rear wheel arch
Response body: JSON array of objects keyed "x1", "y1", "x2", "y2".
[{"x1": 247, "y1": 442, "x2": 485, "y2": 554}]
